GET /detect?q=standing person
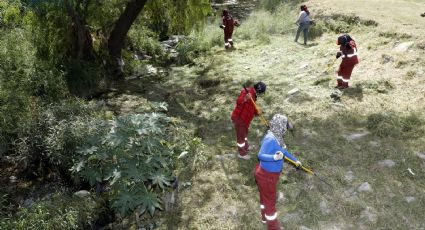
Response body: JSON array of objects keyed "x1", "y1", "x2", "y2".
[
  {"x1": 254, "y1": 114, "x2": 301, "y2": 230},
  {"x1": 231, "y1": 82, "x2": 267, "y2": 160},
  {"x1": 335, "y1": 34, "x2": 359, "y2": 89},
  {"x1": 220, "y1": 9, "x2": 239, "y2": 49},
  {"x1": 294, "y1": 4, "x2": 312, "y2": 45}
]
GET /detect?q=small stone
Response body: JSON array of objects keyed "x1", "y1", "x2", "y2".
[
  {"x1": 288, "y1": 88, "x2": 300, "y2": 95},
  {"x1": 319, "y1": 200, "x2": 331, "y2": 214},
  {"x1": 415, "y1": 152, "x2": 425, "y2": 160},
  {"x1": 299, "y1": 64, "x2": 309, "y2": 69},
  {"x1": 369, "y1": 141, "x2": 379, "y2": 147},
  {"x1": 278, "y1": 192, "x2": 284, "y2": 202},
  {"x1": 405, "y1": 196, "x2": 416, "y2": 203},
  {"x1": 393, "y1": 41, "x2": 414, "y2": 52},
  {"x1": 344, "y1": 132, "x2": 370, "y2": 141},
  {"x1": 74, "y1": 190, "x2": 91, "y2": 198},
  {"x1": 381, "y1": 54, "x2": 393, "y2": 64},
  {"x1": 358, "y1": 182, "x2": 373, "y2": 192},
  {"x1": 9, "y1": 176, "x2": 17, "y2": 183},
  {"x1": 331, "y1": 102, "x2": 345, "y2": 108},
  {"x1": 344, "y1": 171, "x2": 356, "y2": 182},
  {"x1": 377, "y1": 159, "x2": 396, "y2": 168}
]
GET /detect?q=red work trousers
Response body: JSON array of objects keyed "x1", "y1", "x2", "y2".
[
  {"x1": 254, "y1": 164, "x2": 281, "y2": 230},
  {"x1": 337, "y1": 57, "x2": 358, "y2": 88},
  {"x1": 224, "y1": 28, "x2": 234, "y2": 48},
  {"x1": 232, "y1": 117, "x2": 249, "y2": 156}
]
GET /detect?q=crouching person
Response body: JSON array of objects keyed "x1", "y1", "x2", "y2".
[{"x1": 254, "y1": 114, "x2": 301, "y2": 230}]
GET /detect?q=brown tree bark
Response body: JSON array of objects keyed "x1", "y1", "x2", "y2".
[
  {"x1": 65, "y1": 0, "x2": 94, "y2": 60},
  {"x1": 108, "y1": 0, "x2": 148, "y2": 77}
]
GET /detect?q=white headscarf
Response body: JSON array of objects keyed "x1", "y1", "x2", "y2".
[{"x1": 269, "y1": 114, "x2": 289, "y2": 148}]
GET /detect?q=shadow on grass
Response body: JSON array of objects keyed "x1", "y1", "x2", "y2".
[{"x1": 342, "y1": 84, "x2": 364, "y2": 101}]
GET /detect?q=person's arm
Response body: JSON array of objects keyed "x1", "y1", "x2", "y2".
[
  {"x1": 258, "y1": 151, "x2": 276, "y2": 162},
  {"x1": 220, "y1": 17, "x2": 226, "y2": 29},
  {"x1": 258, "y1": 140, "x2": 285, "y2": 162},
  {"x1": 235, "y1": 90, "x2": 248, "y2": 106},
  {"x1": 295, "y1": 11, "x2": 303, "y2": 24},
  {"x1": 280, "y1": 148, "x2": 298, "y2": 162}
]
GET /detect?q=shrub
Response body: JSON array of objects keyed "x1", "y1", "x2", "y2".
[
  {"x1": 128, "y1": 27, "x2": 164, "y2": 60},
  {"x1": 0, "y1": 192, "x2": 97, "y2": 230},
  {"x1": 366, "y1": 112, "x2": 424, "y2": 138},
  {"x1": 11, "y1": 99, "x2": 99, "y2": 179},
  {"x1": 0, "y1": 26, "x2": 69, "y2": 152},
  {"x1": 71, "y1": 104, "x2": 192, "y2": 217},
  {"x1": 308, "y1": 21, "x2": 325, "y2": 40},
  {"x1": 176, "y1": 34, "x2": 213, "y2": 65}
]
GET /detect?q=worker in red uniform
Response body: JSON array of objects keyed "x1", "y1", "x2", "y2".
[
  {"x1": 231, "y1": 82, "x2": 266, "y2": 160},
  {"x1": 220, "y1": 9, "x2": 239, "y2": 49},
  {"x1": 335, "y1": 34, "x2": 359, "y2": 89}
]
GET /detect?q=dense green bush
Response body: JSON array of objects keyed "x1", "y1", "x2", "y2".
[
  {"x1": 71, "y1": 104, "x2": 188, "y2": 216},
  {"x1": 128, "y1": 28, "x2": 164, "y2": 59},
  {"x1": 308, "y1": 21, "x2": 325, "y2": 40},
  {"x1": 12, "y1": 100, "x2": 99, "y2": 177},
  {"x1": 0, "y1": 192, "x2": 97, "y2": 230}
]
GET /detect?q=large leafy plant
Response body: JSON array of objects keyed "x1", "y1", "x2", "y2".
[{"x1": 72, "y1": 108, "x2": 178, "y2": 217}]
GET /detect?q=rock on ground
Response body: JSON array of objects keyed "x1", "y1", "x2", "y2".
[
  {"x1": 319, "y1": 199, "x2": 331, "y2": 214},
  {"x1": 344, "y1": 171, "x2": 356, "y2": 182},
  {"x1": 358, "y1": 182, "x2": 373, "y2": 192},
  {"x1": 377, "y1": 159, "x2": 396, "y2": 168},
  {"x1": 393, "y1": 41, "x2": 414, "y2": 52},
  {"x1": 415, "y1": 152, "x2": 425, "y2": 160},
  {"x1": 405, "y1": 196, "x2": 416, "y2": 203},
  {"x1": 74, "y1": 190, "x2": 91, "y2": 198},
  {"x1": 344, "y1": 132, "x2": 370, "y2": 141}
]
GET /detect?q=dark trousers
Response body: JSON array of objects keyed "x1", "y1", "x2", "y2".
[{"x1": 295, "y1": 22, "x2": 310, "y2": 44}]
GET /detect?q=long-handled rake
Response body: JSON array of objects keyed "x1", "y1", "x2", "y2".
[{"x1": 284, "y1": 156, "x2": 333, "y2": 188}]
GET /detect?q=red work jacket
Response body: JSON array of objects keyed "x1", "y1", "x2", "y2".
[{"x1": 231, "y1": 87, "x2": 258, "y2": 127}]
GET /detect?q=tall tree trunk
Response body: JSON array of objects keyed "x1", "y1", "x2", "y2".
[
  {"x1": 108, "y1": 0, "x2": 148, "y2": 78},
  {"x1": 65, "y1": 0, "x2": 94, "y2": 60}
]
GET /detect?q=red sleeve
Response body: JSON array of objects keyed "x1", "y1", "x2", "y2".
[
  {"x1": 249, "y1": 87, "x2": 259, "y2": 115},
  {"x1": 236, "y1": 89, "x2": 247, "y2": 106}
]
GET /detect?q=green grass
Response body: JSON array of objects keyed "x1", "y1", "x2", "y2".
[{"x1": 101, "y1": 0, "x2": 425, "y2": 229}]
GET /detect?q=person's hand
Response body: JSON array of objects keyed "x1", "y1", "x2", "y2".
[
  {"x1": 295, "y1": 160, "x2": 302, "y2": 170},
  {"x1": 336, "y1": 51, "x2": 342, "y2": 59},
  {"x1": 273, "y1": 151, "x2": 284, "y2": 161},
  {"x1": 244, "y1": 92, "x2": 252, "y2": 102}
]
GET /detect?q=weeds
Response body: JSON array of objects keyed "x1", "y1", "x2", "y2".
[
  {"x1": 366, "y1": 112, "x2": 424, "y2": 138},
  {"x1": 379, "y1": 31, "x2": 412, "y2": 39},
  {"x1": 317, "y1": 14, "x2": 378, "y2": 33}
]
